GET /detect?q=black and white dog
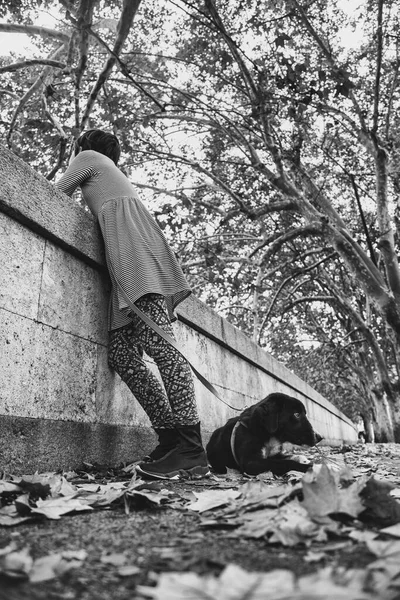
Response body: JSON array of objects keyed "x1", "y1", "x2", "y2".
[{"x1": 206, "y1": 393, "x2": 322, "y2": 476}]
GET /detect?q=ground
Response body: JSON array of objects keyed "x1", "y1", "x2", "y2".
[{"x1": 1, "y1": 443, "x2": 400, "y2": 600}]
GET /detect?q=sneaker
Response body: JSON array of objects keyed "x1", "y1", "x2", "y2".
[{"x1": 136, "y1": 423, "x2": 210, "y2": 480}]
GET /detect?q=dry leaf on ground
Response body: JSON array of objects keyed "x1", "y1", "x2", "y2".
[
  {"x1": 29, "y1": 550, "x2": 87, "y2": 583},
  {"x1": 100, "y1": 552, "x2": 128, "y2": 566},
  {"x1": 137, "y1": 562, "x2": 378, "y2": 600},
  {"x1": 186, "y1": 489, "x2": 241, "y2": 513},
  {"x1": 0, "y1": 545, "x2": 33, "y2": 579},
  {"x1": 0, "y1": 544, "x2": 87, "y2": 582},
  {"x1": 31, "y1": 496, "x2": 93, "y2": 519},
  {"x1": 359, "y1": 478, "x2": 400, "y2": 526},
  {"x1": 302, "y1": 464, "x2": 365, "y2": 519}
]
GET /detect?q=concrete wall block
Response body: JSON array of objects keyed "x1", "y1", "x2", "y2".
[
  {"x1": 1, "y1": 310, "x2": 97, "y2": 422},
  {"x1": 0, "y1": 212, "x2": 45, "y2": 320},
  {"x1": 38, "y1": 241, "x2": 109, "y2": 344},
  {"x1": 175, "y1": 321, "x2": 258, "y2": 400}
]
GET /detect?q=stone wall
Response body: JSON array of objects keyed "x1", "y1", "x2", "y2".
[{"x1": 0, "y1": 145, "x2": 358, "y2": 473}]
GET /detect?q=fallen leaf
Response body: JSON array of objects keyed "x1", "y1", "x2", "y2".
[
  {"x1": 304, "y1": 550, "x2": 326, "y2": 563},
  {"x1": 359, "y1": 478, "x2": 400, "y2": 526},
  {"x1": 152, "y1": 546, "x2": 180, "y2": 559},
  {"x1": 75, "y1": 483, "x2": 101, "y2": 492},
  {"x1": 126, "y1": 488, "x2": 169, "y2": 506},
  {"x1": 313, "y1": 455, "x2": 347, "y2": 472},
  {"x1": 298, "y1": 566, "x2": 372, "y2": 599},
  {"x1": 0, "y1": 481, "x2": 22, "y2": 494},
  {"x1": 137, "y1": 564, "x2": 295, "y2": 600},
  {"x1": 225, "y1": 468, "x2": 244, "y2": 480},
  {"x1": 31, "y1": 496, "x2": 93, "y2": 519},
  {"x1": 0, "y1": 546, "x2": 33, "y2": 579},
  {"x1": 14, "y1": 493, "x2": 32, "y2": 516},
  {"x1": 101, "y1": 552, "x2": 128, "y2": 566},
  {"x1": 364, "y1": 540, "x2": 400, "y2": 595},
  {"x1": 0, "y1": 504, "x2": 32, "y2": 526},
  {"x1": 51, "y1": 476, "x2": 78, "y2": 497},
  {"x1": 186, "y1": 489, "x2": 241, "y2": 513},
  {"x1": 238, "y1": 480, "x2": 300, "y2": 511},
  {"x1": 321, "y1": 541, "x2": 352, "y2": 552},
  {"x1": 117, "y1": 564, "x2": 141, "y2": 577},
  {"x1": 228, "y1": 508, "x2": 277, "y2": 539},
  {"x1": 302, "y1": 464, "x2": 364, "y2": 519},
  {"x1": 348, "y1": 530, "x2": 378, "y2": 543},
  {"x1": 229, "y1": 499, "x2": 334, "y2": 546},
  {"x1": 18, "y1": 478, "x2": 51, "y2": 499},
  {"x1": 379, "y1": 523, "x2": 400, "y2": 538},
  {"x1": 366, "y1": 539, "x2": 400, "y2": 558},
  {"x1": 254, "y1": 471, "x2": 276, "y2": 483},
  {"x1": 77, "y1": 487, "x2": 126, "y2": 507},
  {"x1": 137, "y1": 563, "x2": 376, "y2": 600},
  {"x1": 29, "y1": 550, "x2": 87, "y2": 583},
  {"x1": 268, "y1": 500, "x2": 330, "y2": 546},
  {"x1": 0, "y1": 542, "x2": 17, "y2": 556}
]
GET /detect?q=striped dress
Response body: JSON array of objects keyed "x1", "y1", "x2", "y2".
[{"x1": 55, "y1": 150, "x2": 191, "y2": 331}]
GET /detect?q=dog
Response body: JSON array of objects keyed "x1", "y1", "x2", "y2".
[{"x1": 206, "y1": 393, "x2": 322, "y2": 476}]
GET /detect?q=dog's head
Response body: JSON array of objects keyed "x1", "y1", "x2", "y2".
[{"x1": 240, "y1": 393, "x2": 321, "y2": 447}]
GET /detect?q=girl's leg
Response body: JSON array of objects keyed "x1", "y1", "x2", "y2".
[
  {"x1": 108, "y1": 325, "x2": 176, "y2": 429},
  {"x1": 131, "y1": 294, "x2": 199, "y2": 426}
]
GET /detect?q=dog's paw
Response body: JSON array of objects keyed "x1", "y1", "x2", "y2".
[{"x1": 290, "y1": 454, "x2": 312, "y2": 465}]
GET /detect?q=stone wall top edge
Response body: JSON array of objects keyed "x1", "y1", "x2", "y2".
[{"x1": 0, "y1": 145, "x2": 104, "y2": 268}]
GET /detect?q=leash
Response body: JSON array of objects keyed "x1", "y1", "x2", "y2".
[{"x1": 107, "y1": 260, "x2": 242, "y2": 411}]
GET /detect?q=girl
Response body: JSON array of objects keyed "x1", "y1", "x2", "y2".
[{"x1": 55, "y1": 129, "x2": 209, "y2": 480}]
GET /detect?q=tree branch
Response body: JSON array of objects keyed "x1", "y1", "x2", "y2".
[
  {"x1": 252, "y1": 223, "x2": 324, "y2": 264},
  {"x1": 284, "y1": 295, "x2": 336, "y2": 312},
  {"x1": 318, "y1": 268, "x2": 396, "y2": 401},
  {"x1": 204, "y1": 0, "x2": 258, "y2": 100},
  {"x1": 80, "y1": 0, "x2": 143, "y2": 129},
  {"x1": 257, "y1": 251, "x2": 336, "y2": 343},
  {"x1": 349, "y1": 173, "x2": 378, "y2": 266},
  {"x1": 372, "y1": 0, "x2": 384, "y2": 134},
  {"x1": 74, "y1": 0, "x2": 96, "y2": 128},
  {"x1": 135, "y1": 146, "x2": 256, "y2": 216},
  {"x1": 6, "y1": 44, "x2": 67, "y2": 146},
  {"x1": 41, "y1": 94, "x2": 68, "y2": 180},
  {"x1": 0, "y1": 60, "x2": 66, "y2": 74},
  {"x1": 292, "y1": 0, "x2": 368, "y2": 134},
  {"x1": 0, "y1": 22, "x2": 70, "y2": 43}
]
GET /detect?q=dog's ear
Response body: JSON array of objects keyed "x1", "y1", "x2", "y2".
[
  {"x1": 241, "y1": 397, "x2": 280, "y2": 435},
  {"x1": 239, "y1": 404, "x2": 256, "y2": 429},
  {"x1": 257, "y1": 397, "x2": 280, "y2": 434}
]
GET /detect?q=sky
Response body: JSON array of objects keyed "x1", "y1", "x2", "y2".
[
  {"x1": 0, "y1": 6, "x2": 63, "y2": 57},
  {"x1": 0, "y1": 0, "x2": 364, "y2": 59}
]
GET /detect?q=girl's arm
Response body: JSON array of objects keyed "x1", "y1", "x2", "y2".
[{"x1": 55, "y1": 153, "x2": 94, "y2": 197}]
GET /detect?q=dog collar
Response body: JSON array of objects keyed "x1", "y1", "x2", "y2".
[{"x1": 230, "y1": 420, "x2": 247, "y2": 468}]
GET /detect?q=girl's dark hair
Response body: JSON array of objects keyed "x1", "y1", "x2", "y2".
[{"x1": 75, "y1": 129, "x2": 121, "y2": 165}]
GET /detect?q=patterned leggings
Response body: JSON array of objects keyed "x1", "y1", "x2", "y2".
[{"x1": 108, "y1": 294, "x2": 199, "y2": 428}]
